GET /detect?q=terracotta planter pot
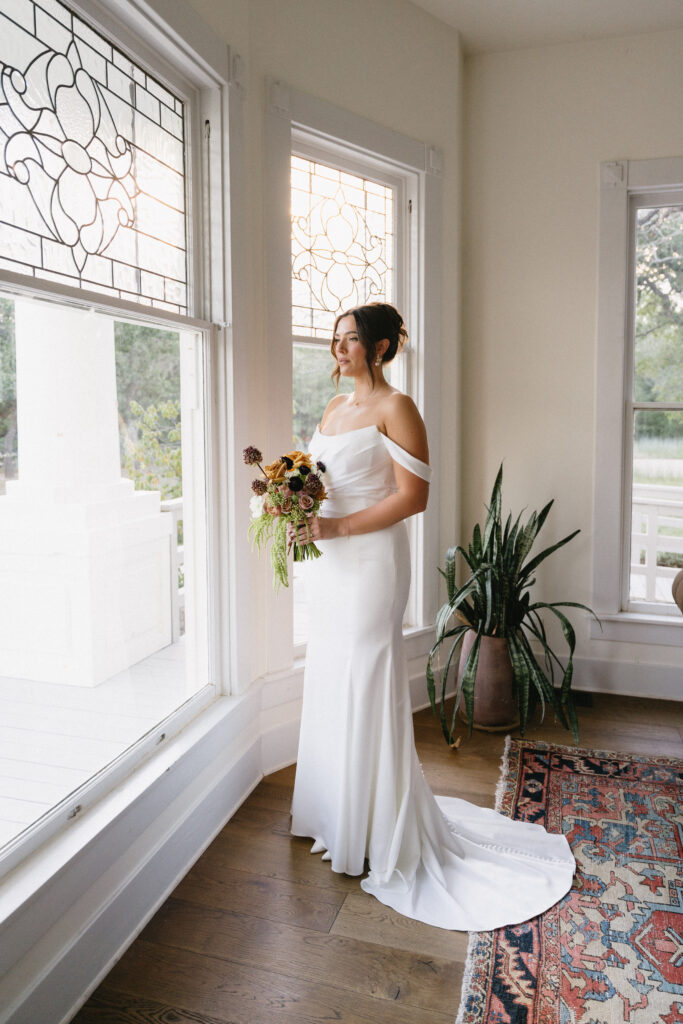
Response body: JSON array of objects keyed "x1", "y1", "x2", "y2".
[
  {"x1": 673, "y1": 569, "x2": 683, "y2": 614},
  {"x1": 457, "y1": 631, "x2": 520, "y2": 731}
]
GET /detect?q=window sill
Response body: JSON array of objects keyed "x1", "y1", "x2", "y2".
[{"x1": 591, "y1": 611, "x2": 683, "y2": 646}]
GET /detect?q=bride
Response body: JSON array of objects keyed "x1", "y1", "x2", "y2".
[{"x1": 287, "y1": 302, "x2": 575, "y2": 931}]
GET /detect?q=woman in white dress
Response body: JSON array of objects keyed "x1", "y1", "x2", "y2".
[{"x1": 287, "y1": 302, "x2": 575, "y2": 931}]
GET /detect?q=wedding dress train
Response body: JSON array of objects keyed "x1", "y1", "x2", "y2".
[{"x1": 290, "y1": 424, "x2": 575, "y2": 931}]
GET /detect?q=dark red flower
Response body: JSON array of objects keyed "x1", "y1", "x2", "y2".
[
  {"x1": 305, "y1": 473, "x2": 323, "y2": 497},
  {"x1": 243, "y1": 445, "x2": 262, "y2": 465}
]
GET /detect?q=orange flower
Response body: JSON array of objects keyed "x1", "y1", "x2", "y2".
[
  {"x1": 264, "y1": 450, "x2": 311, "y2": 481},
  {"x1": 264, "y1": 458, "x2": 288, "y2": 482},
  {"x1": 285, "y1": 450, "x2": 311, "y2": 469}
]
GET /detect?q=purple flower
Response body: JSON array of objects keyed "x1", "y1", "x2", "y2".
[
  {"x1": 316, "y1": 460, "x2": 326, "y2": 473},
  {"x1": 288, "y1": 475, "x2": 304, "y2": 492},
  {"x1": 243, "y1": 445, "x2": 263, "y2": 465}
]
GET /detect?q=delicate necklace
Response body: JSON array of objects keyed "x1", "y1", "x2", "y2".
[{"x1": 351, "y1": 383, "x2": 389, "y2": 407}]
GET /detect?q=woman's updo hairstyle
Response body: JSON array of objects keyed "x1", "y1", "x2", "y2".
[{"x1": 331, "y1": 302, "x2": 408, "y2": 388}]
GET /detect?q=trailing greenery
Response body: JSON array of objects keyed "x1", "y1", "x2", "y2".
[
  {"x1": 248, "y1": 503, "x2": 322, "y2": 591},
  {"x1": 427, "y1": 465, "x2": 600, "y2": 744}
]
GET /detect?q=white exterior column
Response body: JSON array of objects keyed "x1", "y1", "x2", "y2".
[{"x1": 0, "y1": 298, "x2": 173, "y2": 686}]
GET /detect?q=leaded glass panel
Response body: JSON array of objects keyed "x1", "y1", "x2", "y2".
[
  {"x1": 0, "y1": 0, "x2": 188, "y2": 312},
  {"x1": 291, "y1": 155, "x2": 393, "y2": 338}
]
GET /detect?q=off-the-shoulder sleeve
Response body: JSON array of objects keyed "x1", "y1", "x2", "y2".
[{"x1": 381, "y1": 432, "x2": 432, "y2": 482}]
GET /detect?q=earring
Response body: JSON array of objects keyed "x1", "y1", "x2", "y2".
[{"x1": 375, "y1": 357, "x2": 381, "y2": 366}]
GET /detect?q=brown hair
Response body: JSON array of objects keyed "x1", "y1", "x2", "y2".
[{"x1": 331, "y1": 302, "x2": 408, "y2": 388}]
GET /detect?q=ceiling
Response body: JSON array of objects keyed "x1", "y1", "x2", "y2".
[{"x1": 409, "y1": 0, "x2": 683, "y2": 54}]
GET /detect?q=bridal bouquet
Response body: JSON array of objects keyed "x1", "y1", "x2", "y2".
[{"x1": 243, "y1": 445, "x2": 328, "y2": 590}]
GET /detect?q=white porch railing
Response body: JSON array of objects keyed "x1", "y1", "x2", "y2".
[
  {"x1": 161, "y1": 497, "x2": 184, "y2": 640},
  {"x1": 630, "y1": 483, "x2": 683, "y2": 603}
]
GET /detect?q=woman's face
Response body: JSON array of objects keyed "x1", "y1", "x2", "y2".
[{"x1": 333, "y1": 315, "x2": 367, "y2": 378}]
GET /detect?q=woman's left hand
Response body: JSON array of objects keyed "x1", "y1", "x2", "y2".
[{"x1": 287, "y1": 516, "x2": 345, "y2": 546}]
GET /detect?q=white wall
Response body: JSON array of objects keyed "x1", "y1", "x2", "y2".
[{"x1": 463, "y1": 28, "x2": 683, "y2": 690}]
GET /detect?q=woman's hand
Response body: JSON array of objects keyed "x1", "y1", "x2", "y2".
[{"x1": 286, "y1": 516, "x2": 346, "y2": 546}]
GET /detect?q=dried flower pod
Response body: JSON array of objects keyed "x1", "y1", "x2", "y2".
[
  {"x1": 251, "y1": 478, "x2": 267, "y2": 495},
  {"x1": 305, "y1": 473, "x2": 323, "y2": 497},
  {"x1": 243, "y1": 445, "x2": 262, "y2": 465}
]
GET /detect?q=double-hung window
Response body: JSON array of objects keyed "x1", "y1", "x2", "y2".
[
  {"x1": 594, "y1": 158, "x2": 683, "y2": 644},
  {"x1": 0, "y1": 0, "x2": 232, "y2": 868},
  {"x1": 264, "y1": 85, "x2": 442, "y2": 660},
  {"x1": 290, "y1": 136, "x2": 418, "y2": 644}
]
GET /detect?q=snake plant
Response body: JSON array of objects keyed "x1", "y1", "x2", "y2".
[{"x1": 427, "y1": 464, "x2": 599, "y2": 744}]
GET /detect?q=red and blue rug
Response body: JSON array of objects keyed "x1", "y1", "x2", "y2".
[{"x1": 456, "y1": 738, "x2": 683, "y2": 1024}]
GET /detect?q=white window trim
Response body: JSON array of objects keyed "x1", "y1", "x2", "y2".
[
  {"x1": 593, "y1": 156, "x2": 683, "y2": 646},
  {"x1": 0, "y1": 0, "x2": 247, "y2": 871},
  {"x1": 265, "y1": 81, "x2": 442, "y2": 671}
]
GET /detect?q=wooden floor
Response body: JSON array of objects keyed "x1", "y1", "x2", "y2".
[{"x1": 71, "y1": 692, "x2": 683, "y2": 1024}]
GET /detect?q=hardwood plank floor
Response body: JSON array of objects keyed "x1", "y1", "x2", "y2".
[{"x1": 71, "y1": 692, "x2": 683, "y2": 1024}]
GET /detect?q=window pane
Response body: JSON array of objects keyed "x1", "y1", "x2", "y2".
[
  {"x1": 293, "y1": 343, "x2": 352, "y2": 450},
  {"x1": 630, "y1": 410, "x2": 683, "y2": 605},
  {"x1": 0, "y1": 292, "x2": 208, "y2": 850},
  {"x1": 291, "y1": 154, "x2": 393, "y2": 338},
  {"x1": 292, "y1": 343, "x2": 352, "y2": 646},
  {"x1": 0, "y1": 0, "x2": 188, "y2": 312},
  {"x1": 634, "y1": 206, "x2": 683, "y2": 403}
]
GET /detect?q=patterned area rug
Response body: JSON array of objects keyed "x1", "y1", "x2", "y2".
[{"x1": 456, "y1": 738, "x2": 683, "y2": 1024}]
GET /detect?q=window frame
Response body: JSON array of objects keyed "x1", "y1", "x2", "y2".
[
  {"x1": 593, "y1": 157, "x2": 683, "y2": 646},
  {"x1": 290, "y1": 135, "x2": 420, "y2": 643},
  {"x1": 0, "y1": 0, "x2": 242, "y2": 874},
  {"x1": 265, "y1": 81, "x2": 443, "y2": 670}
]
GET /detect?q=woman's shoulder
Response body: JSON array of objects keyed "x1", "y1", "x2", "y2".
[
  {"x1": 380, "y1": 389, "x2": 423, "y2": 429},
  {"x1": 380, "y1": 390, "x2": 429, "y2": 463}
]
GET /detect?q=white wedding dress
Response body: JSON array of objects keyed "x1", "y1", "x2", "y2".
[{"x1": 290, "y1": 424, "x2": 575, "y2": 931}]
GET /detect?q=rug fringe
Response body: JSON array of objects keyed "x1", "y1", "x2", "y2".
[
  {"x1": 493, "y1": 733, "x2": 512, "y2": 813},
  {"x1": 454, "y1": 929, "x2": 479, "y2": 1024},
  {"x1": 454, "y1": 734, "x2": 513, "y2": 1024}
]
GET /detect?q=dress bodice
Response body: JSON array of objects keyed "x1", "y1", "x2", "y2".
[{"x1": 308, "y1": 425, "x2": 431, "y2": 518}]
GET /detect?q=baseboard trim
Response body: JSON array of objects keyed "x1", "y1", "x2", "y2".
[
  {"x1": 0, "y1": 697, "x2": 264, "y2": 1024},
  {"x1": 570, "y1": 655, "x2": 682, "y2": 701}
]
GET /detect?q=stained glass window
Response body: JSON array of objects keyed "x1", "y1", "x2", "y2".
[
  {"x1": 291, "y1": 155, "x2": 393, "y2": 338},
  {"x1": 0, "y1": 0, "x2": 187, "y2": 312}
]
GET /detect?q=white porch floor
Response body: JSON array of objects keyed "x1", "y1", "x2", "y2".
[{"x1": 0, "y1": 638, "x2": 192, "y2": 850}]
